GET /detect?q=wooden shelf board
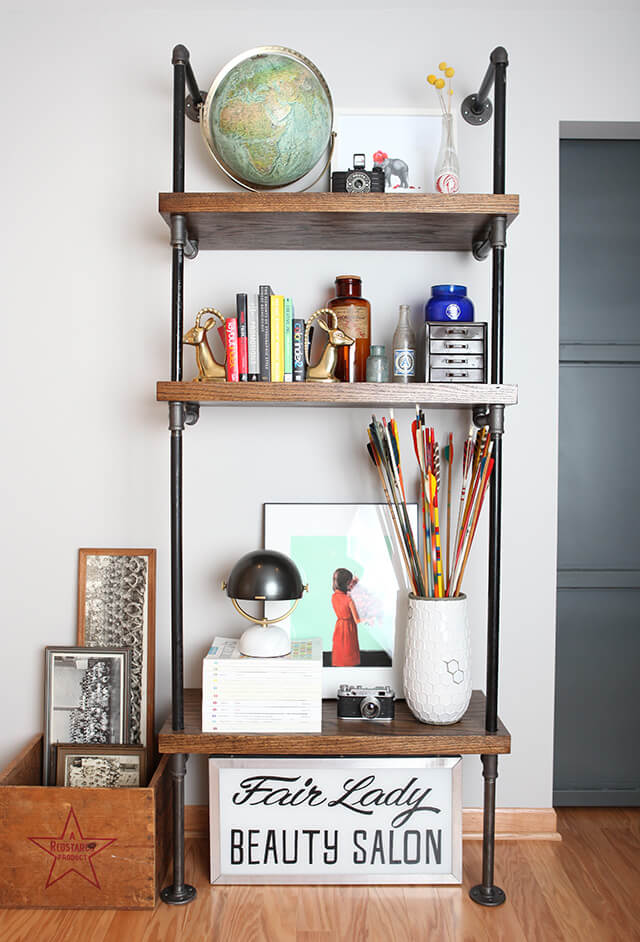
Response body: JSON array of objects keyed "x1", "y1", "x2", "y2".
[
  {"x1": 156, "y1": 381, "x2": 518, "y2": 408},
  {"x1": 158, "y1": 192, "x2": 519, "y2": 251},
  {"x1": 158, "y1": 689, "x2": 510, "y2": 756}
]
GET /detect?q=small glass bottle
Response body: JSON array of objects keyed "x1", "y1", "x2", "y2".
[
  {"x1": 366, "y1": 345, "x2": 389, "y2": 383},
  {"x1": 392, "y1": 305, "x2": 416, "y2": 383},
  {"x1": 326, "y1": 275, "x2": 371, "y2": 382}
]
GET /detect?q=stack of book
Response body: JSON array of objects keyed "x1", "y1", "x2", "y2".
[
  {"x1": 202, "y1": 637, "x2": 322, "y2": 732},
  {"x1": 222, "y1": 287, "x2": 307, "y2": 382}
]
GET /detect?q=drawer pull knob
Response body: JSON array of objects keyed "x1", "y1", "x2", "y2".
[
  {"x1": 444, "y1": 343, "x2": 468, "y2": 349},
  {"x1": 446, "y1": 371, "x2": 470, "y2": 378}
]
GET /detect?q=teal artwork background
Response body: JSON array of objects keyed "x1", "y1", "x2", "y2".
[{"x1": 289, "y1": 535, "x2": 380, "y2": 651}]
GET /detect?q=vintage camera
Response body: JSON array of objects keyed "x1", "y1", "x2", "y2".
[
  {"x1": 331, "y1": 154, "x2": 385, "y2": 194},
  {"x1": 337, "y1": 684, "x2": 395, "y2": 721}
]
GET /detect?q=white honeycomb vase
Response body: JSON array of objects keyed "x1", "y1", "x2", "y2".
[{"x1": 403, "y1": 593, "x2": 472, "y2": 725}]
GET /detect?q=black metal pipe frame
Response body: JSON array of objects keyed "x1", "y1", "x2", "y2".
[
  {"x1": 162, "y1": 44, "x2": 197, "y2": 907},
  {"x1": 469, "y1": 47, "x2": 508, "y2": 908},
  {"x1": 160, "y1": 41, "x2": 510, "y2": 908}
]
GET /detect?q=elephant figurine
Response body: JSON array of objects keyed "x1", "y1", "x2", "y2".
[{"x1": 373, "y1": 151, "x2": 410, "y2": 189}]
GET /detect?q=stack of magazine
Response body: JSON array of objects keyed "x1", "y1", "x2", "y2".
[{"x1": 202, "y1": 637, "x2": 322, "y2": 733}]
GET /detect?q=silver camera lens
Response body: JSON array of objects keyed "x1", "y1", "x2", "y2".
[
  {"x1": 360, "y1": 696, "x2": 381, "y2": 719},
  {"x1": 346, "y1": 171, "x2": 372, "y2": 193}
]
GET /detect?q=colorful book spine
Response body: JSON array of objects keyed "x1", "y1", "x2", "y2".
[
  {"x1": 283, "y1": 297, "x2": 294, "y2": 382},
  {"x1": 270, "y1": 294, "x2": 285, "y2": 382},
  {"x1": 236, "y1": 293, "x2": 248, "y2": 382},
  {"x1": 224, "y1": 317, "x2": 239, "y2": 382},
  {"x1": 247, "y1": 293, "x2": 259, "y2": 381},
  {"x1": 258, "y1": 285, "x2": 272, "y2": 382},
  {"x1": 293, "y1": 318, "x2": 306, "y2": 382}
]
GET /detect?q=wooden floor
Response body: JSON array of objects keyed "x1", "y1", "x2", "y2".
[{"x1": 1, "y1": 809, "x2": 638, "y2": 941}]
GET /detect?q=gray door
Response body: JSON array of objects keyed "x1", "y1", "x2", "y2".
[{"x1": 554, "y1": 138, "x2": 640, "y2": 806}]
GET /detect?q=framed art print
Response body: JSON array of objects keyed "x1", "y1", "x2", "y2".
[
  {"x1": 43, "y1": 646, "x2": 130, "y2": 785},
  {"x1": 333, "y1": 109, "x2": 446, "y2": 193},
  {"x1": 264, "y1": 503, "x2": 418, "y2": 697},
  {"x1": 77, "y1": 548, "x2": 156, "y2": 749},
  {"x1": 55, "y1": 744, "x2": 147, "y2": 788}
]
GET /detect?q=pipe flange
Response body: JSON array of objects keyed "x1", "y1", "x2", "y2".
[
  {"x1": 461, "y1": 94, "x2": 493, "y2": 126},
  {"x1": 185, "y1": 92, "x2": 206, "y2": 123}
]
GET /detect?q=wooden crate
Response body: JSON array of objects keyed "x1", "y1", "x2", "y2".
[{"x1": 0, "y1": 735, "x2": 172, "y2": 909}]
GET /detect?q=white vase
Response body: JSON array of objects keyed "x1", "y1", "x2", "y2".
[{"x1": 403, "y1": 593, "x2": 472, "y2": 724}]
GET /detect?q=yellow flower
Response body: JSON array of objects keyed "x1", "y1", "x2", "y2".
[
  {"x1": 445, "y1": 67, "x2": 455, "y2": 78},
  {"x1": 427, "y1": 74, "x2": 436, "y2": 84},
  {"x1": 439, "y1": 61, "x2": 447, "y2": 71},
  {"x1": 435, "y1": 78, "x2": 445, "y2": 89}
]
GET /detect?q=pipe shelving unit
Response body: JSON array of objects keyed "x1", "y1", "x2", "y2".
[{"x1": 157, "y1": 44, "x2": 515, "y2": 909}]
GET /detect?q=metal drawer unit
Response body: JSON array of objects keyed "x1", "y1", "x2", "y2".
[{"x1": 424, "y1": 322, "x2": 488, "y2": 383}]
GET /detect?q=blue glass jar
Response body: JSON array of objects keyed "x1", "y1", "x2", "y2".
[{"x1": 425, "y1": 285, "x2": 474, "y2": 323}]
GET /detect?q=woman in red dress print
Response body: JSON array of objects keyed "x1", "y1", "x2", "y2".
[{"x1": 331, "y1": 568, "x2": 364, "y2": 667}]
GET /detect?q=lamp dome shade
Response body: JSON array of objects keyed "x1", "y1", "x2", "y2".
[{"x1": 225, "y1": 550, "x2": 304, "y2": 601}]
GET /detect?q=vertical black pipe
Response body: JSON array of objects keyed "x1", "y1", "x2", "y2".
[
  {"x1": 162, "y1": 47, "x2": 197, "y2": 908},
  {"x1": 492, "y1": 57, "x2": 507, "y2": 195},
  {"x1": 170, "y1": 416, "x2": 184, "y2": 732},
  {"x1": 485, "y1": 52, "x2": 507, "y2": 734},
  {"x1": 172, "y1": 46, "x2": 188, "y2": 193},
  {"x1": 170, "y1": 49, "x2": 186, "y2": 732},
  {"x1": 160, "y1": 752, "x2": 196, "y2": 904}
]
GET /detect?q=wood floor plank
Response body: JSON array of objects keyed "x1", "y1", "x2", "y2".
[
  {"x1": 494, "y1": 841, "x2": 565, "y2": 942},
  {"x1": 1, "y1": 810, "x2": 639, "y2": 942},
  {"x1": 295, "y1": 886, "x2": 335, "y2": 933},
  {"x1": 524, "y1": 840, "x2": 603, "y2": 942}
]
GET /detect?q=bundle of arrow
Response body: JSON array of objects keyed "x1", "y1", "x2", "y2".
[{"x1": 366, "y1": 409, "x2": 494, "y2": 598}]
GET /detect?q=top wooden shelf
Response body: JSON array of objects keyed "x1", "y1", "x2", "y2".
[{"x1": 158, "y1": 192, "x2": 519, "y2": 252}]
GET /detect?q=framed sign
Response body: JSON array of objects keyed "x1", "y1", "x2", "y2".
[{"x1": 209, "y1": 757, "x2": 461, "y2": 885}]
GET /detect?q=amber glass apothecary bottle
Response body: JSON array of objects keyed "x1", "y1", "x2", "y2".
[{"x1": 327, "y1": 276, "x2": 371, "y2": 382}]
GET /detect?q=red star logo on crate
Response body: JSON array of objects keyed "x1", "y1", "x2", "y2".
[{"x1": 28, "y1": 807, "x2": 117, "y2": 889}]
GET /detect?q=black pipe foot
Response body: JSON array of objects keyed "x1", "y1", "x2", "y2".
[
  {"x1": 161, "y1": 883, "x2": 197, "y2": 905},
  {"x1": 469, "y1": 884, "x2": 506, "y2": 907}
]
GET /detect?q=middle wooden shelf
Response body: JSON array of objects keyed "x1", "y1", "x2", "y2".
[{"x1": 156, "y1": 381, "x2": 518, "y2": 408}]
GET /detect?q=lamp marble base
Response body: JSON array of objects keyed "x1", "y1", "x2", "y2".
[{"x1": 238, "y1": 624, "x2": 292, "y2": 658}]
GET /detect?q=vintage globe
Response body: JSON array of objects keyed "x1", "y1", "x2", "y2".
[{"x1": 201, "y1": 47, "x2": 333, "y2": 189}]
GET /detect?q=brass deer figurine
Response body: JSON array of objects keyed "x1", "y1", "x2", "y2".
[
  {"x1": 304, "y1": 308, "x2": 354, "y2": 383},
  {"x1": 183, "y1": 308, "x2": 226, "y2": 382}
]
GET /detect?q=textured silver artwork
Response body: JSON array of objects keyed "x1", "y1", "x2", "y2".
[{"x1": 83, "y1": 555, "x2": 149, "y2": 745}]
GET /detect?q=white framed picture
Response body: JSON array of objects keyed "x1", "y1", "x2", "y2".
[
  {"x1": 264, "y1": 503, "x2": 418, "y2": 698},
  {"x1": 209, "y1": 756, "x2": 462, "y2": 885},
  {"x1": 332, "y1": 108, "x2": 447, "y2": 193}
]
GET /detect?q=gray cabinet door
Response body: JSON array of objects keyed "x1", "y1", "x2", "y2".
[{"x1": 554, "y1": 139, "x2": 640, "y2": 806}]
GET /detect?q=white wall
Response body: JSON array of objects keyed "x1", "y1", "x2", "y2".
[{"x1": 2, "y1": 0, "x2": 638, "y2": 807}]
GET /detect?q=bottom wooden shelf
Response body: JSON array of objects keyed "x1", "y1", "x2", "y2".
[{"x1": 158, "y1": 689, "x2": 510, "y2": 757}]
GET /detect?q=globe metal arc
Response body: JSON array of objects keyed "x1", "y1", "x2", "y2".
[{"x1": 200, "y1": 46, "x2": 333, "y2": 191}]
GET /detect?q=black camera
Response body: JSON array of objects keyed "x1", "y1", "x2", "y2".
[
  {"x1": 331, "y1": 154, "x2": 385, "y2": 194},
  {"x1": 336, "y1": 684, "x2": 395, "y2": 721}
]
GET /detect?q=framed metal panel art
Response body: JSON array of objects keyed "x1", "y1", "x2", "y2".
[
  {"x1": 209, "y1": 757, "x2": 462, "y2": 885},
  {"x1": 264, "y1": 503, "x2": 417, "y2": 697},
  {"x1": 43, "y1": 646, "x2": 130, "y2": 786},
  {"x1": 55, "y1": 744, "x2": 147, "y2": 788},
  {"x1": 77, "y1": 548, "x2": 156, "y2": 749}
]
